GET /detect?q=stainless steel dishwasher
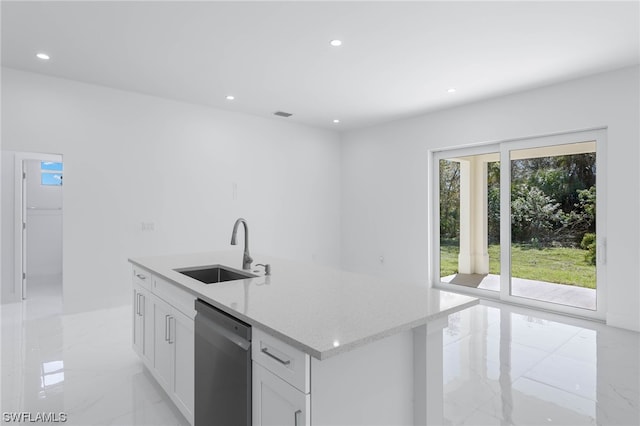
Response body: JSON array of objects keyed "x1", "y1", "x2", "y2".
[{"x1": 194, "y1": 299, "x2": 251, "y2": 426}]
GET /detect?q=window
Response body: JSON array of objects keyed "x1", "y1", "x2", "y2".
[
  {"x1": 432, "y1": 129, "x2": 606, "y2": 319},
  {"x1": 41, "y1": 161, "x2": 63, "y2": 186}
]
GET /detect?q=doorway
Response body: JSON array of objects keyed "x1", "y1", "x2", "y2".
[
  {"x1": 15, "y1": 153, "x2": 63, "y2": 304},
  {"x1": 432, "y1": 129, "x2": 606, "y2": 320}
]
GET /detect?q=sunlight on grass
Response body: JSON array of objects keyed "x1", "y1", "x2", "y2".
[{"x1": 440, "y1": 242, "x2": 596, "y2": 289}]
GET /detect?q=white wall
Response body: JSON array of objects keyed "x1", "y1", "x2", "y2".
[
  {"x1": 4, "y1": 65, "x2": 638, "y2": 332},
  {"x1": 341, "y1": 66, "x2": 640, "y2": 332},
  {"x1": 1, "y1": 68, "x2": 342, "y2": 313}
]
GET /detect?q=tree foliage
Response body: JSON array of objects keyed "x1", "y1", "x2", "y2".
[
  {"x1": 440, "y1": 153, "x2": 596, "y2": 250},
  {"x1": 439, "y1": 159, "x2": 460, "y2": 240},
  {"x1": 580, "y1": 232, "x2": 597, "y2": 265},
  {"x1": 511, "y1": 184, "x2": 562, "y2": 243},
  {"x1": 510, "y1": 154, "x2": 596, "y2": 246}
]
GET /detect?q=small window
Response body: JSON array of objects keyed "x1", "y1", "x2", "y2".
[{"x1": 41, "y1": 161, "x2": 63, "y2": 186}]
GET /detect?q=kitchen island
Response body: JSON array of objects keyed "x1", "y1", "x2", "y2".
[{"x1": 129, "y1": 251, "x2": 478, "y2": 426}]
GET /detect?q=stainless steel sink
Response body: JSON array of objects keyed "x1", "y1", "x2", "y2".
[{"x1": 175, "y1": 265, "x2": 257, "y2": 284}]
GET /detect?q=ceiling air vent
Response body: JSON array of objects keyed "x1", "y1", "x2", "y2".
[{"x1": 273, "y1": 111, "x2": 293, "y2": 118}]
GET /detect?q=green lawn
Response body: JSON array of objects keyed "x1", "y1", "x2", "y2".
[{"x1": 440, "y1": 242, "x2": 596, "y2": 289}]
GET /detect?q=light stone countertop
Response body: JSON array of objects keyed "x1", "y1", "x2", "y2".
[{"x1": 129, "y1": 250, "x2": 479, "y2": 360}]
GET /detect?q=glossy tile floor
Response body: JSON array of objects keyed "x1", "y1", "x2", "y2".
[
  {"x1": 443, "y1": 302, "x2": 640, "y2": 425},
  {"x1": 1, "y1": 277, "x2": 188, "y2": 426},
  {"x1": 1, "y1": 279, "x2": 639, "y2": 425}
]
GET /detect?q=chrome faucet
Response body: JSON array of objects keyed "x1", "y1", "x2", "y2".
[{"x1": 230, "y1": 218, "x2": 253, "y2": 270}]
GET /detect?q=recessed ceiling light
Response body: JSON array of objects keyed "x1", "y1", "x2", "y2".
[
  {"x1": 225, "y1": 95, "x2": 235, "y2": 101},
  {"x1": 36, "y1": 52, "x2": 50, "y2": 60},
  {"x1": 330, "y1": 40, "x2": 342, "y2": 47},
  {"x1": 447, "y1": 88, "x2": 457, "y2": 93},
  {"x1": 333, "y1": 119, "x2": 340, "y2": 124}
]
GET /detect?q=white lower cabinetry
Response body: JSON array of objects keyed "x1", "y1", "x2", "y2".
[
  {"x1": 132, "y1": 284, "x2": 154, "y2": 368},
  {"x1": 131, "y1": 266, "x2": 195, "y2": 425},
  {"x1": 252, "y1": 327, "x2": 415, "y2": 426},
  {"x1": 252, "y1": 327, "x2": 310, "y2": 426},
  {"x1": 153, "y1": 295, "x2": 173, "y2": 391},
  {"x1": 153, "y1": 294, "x2": 195, "y2": 422},
  {"x1": 252, "y1": 363, "x2": 310, "y2": 426},
  {"x1": 172, "y1": 308, "x2": 195, "y2": 418}
]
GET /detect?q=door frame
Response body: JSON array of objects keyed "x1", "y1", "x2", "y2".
[
  {"x1": 13, "y1": 152, "x2": 63, "y2": 300},
  {"x1": 430, "y1": 128, "x2": 607, "y2": 321}
]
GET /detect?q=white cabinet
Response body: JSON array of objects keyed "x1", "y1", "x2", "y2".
[
  {"x1": 153, "y1": 293, "x2": 194, "y2": 423},
  {"x1": 172, "y1": 309, "x2": 194, "y2": 420},
  {"x1": 132, "y1": 283, "x2": 154, "y2": 368},
  {"x1": 252, "y1": 326, "x2": 415, "y2": 426},
  {"x1": 130, "y1": 264, "x2": 195, "y2": 426},
  {"x1": 252, "y1": 363, "x2": 310, "y2": 426},
  {"x1": 153, "y1": 295, "x2": 173, "y2": 390},
  {"x1": 252, "y1": 328, "x2": 310, "y2": 393},
  {"x1": 252, "y1": 329, "x2": 310, "y2": 426},
  {"x1": 153, "y1": 288, "x2": 195, "y2": 424},
  {"x1": 133, "y1": 287, "x2": 143, "y2": 354}
]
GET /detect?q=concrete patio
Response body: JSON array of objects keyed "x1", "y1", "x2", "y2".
[{"x1": 441, "y1": 273, "x2": 596, "y2": 310}]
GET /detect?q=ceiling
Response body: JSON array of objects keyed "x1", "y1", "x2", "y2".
[{"x1": 2, "y1": 1, "x2": 639, "y2": 131}]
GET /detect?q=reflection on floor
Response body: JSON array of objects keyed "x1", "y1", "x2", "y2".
[
  {"x1": 443, "y1": 302, "x2": 639, "y2": 425},
  {"x1": 1, "y1": 277, "x2": 188, "y2": 426},
  {"x1": 2, "y1": 278, "x2": 638, "y2": 425},
  {"x1": 442, "y1": 273, "x2": 596, "y2": 310}
]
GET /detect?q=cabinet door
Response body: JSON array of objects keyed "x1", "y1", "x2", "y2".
[
  {"x1": 253, "y1": 363, "x2": 310, "y2": 426},
  {"x1": 172, "y1": 309, "x2": 194, "y2": 424},
  {"x1": 133, "y1": 287, "x2": 143, "y2": 356},
  {"x1": 133, "y1": 286, "x2": 155, "y2": 368},
  {"x1": 153, "y1": 296, "x2": 173, "y2": 391},
  {"x1": 140, "y1": 290, "x2": 155, "y2": 367}
]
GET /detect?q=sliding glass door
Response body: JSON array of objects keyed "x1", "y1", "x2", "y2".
[
  {"x1": 433, "y1": 129, "x2": 606, "y2": 319},
  {"x1": 438, "y1": 150, "x2": 501, "y2": 292}
]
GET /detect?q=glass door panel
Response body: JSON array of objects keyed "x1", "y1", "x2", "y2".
[
  {"x1": 508, "y1": 141, "x2": 597, "y2": 310},
  {"x1": 439, "y1": 152, "x2": 500, "y2": 292}
]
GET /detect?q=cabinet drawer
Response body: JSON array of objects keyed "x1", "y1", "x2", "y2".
[
  {"x1": 153, "y1": 275, "x2": 197, "y2": 319},
  {"x1": 252, "y1": 328, "x2": 310, "y2": 394},
  {"x1": 132, "y1": 266, "x2": 152, "y2": 290}
]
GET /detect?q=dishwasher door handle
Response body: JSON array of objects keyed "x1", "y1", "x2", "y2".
[{"x1": 196, "y1": 312, "x2": 251, "y2": 351}]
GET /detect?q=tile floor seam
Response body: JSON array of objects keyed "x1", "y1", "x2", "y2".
[{"x1": 517, "y1": 369, "x2": 598, "y2": 404}]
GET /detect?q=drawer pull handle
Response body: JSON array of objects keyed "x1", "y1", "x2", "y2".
[
  {"x1": 261, "y1": 347, "x2": 291, "y2": 365},
  {"x1": 294, "y1": 409, "x2": 302, "y2": 426},
  {"x1": 165, "y1": 315, "x2": 171, "y2": 342},
  {"x1": 136, "y1": 273, "x2": 147, "y2": 280},
  {"x1": 168, "y1": 317, "x2": 174, "y2": 344}
]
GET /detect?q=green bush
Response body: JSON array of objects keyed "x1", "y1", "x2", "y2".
[
  {"x1": 581, "y1": 233, "x2": 596, "y2": 265},
  {"x1": 511, "y1": 184, "x2": 561, "y2": 243}
]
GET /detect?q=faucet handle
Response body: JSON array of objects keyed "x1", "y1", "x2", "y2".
[{"x1": 254, "y1": 263, "x2": 271, "y2": 276}]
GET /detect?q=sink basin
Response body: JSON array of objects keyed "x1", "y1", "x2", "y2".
[{"x1": 175, "y1": 264, "x2": 257, "y2": 284}]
